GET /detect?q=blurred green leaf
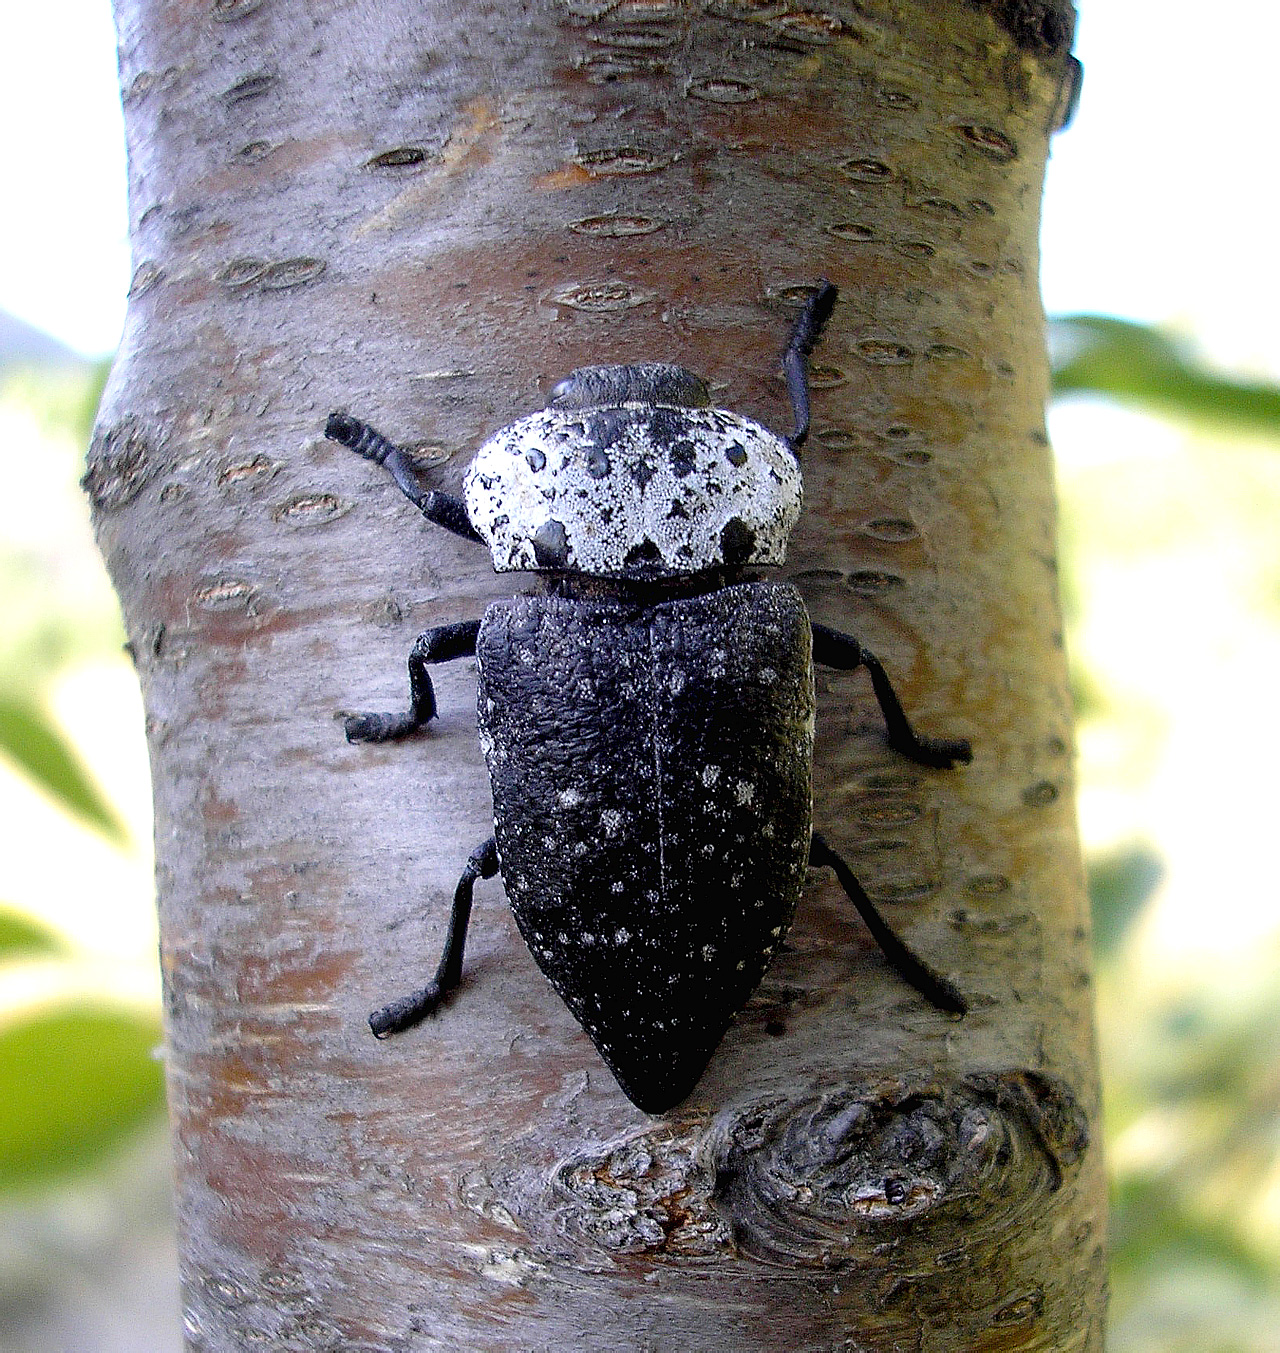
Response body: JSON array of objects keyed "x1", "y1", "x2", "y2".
[
  {"x1": 1110, "y1": 1171, "x2": 1271, "y2": 1289},
  {"x1": 1088, "y1": 841, "x2": 1164, "y2": 958},
  {"x1": 0, "y1": 905, "x2": 65, "y2": 959},
  {"x1": 0, "y1": 1003, "x2": 165, "y2": 1190},
  {"x1": 1051, "y1": 315, "x2": 1280, "y2": 437},
  {"x1": 0, "y1": 696, "x2": 127, "y2": 844}
]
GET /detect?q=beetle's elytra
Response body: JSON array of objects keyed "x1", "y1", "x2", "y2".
[{"x1": 326, "y1": 283, "x2": 971, "y2": 1114}]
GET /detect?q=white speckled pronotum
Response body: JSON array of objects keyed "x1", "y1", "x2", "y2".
[{"x1": 464, "y1": 404, "x2": 802, "y2": 576}]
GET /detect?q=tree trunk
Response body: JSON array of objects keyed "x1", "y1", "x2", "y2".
[{"x1": 93, "y1": 0, "x2": 1103, "y2": 1348}]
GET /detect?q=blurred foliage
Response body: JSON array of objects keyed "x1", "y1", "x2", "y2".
[
  {"x1": 0, "y1": 906, "x2": 65, "y2": 960},
  {"x1": 1058, "y1": 315, "x2": 1280, "y2": 1352},
  {"x1": 1052, "y1": 316, "x2": 1280, "y2": 440},
  {"x1": 0, "y1": 697, "x2": 126, "y2": 844},
  {"x1": 0, "y1": 360, "x2": 165, "y2": 1198},
  {"x1": 0, "y1": 1005, "x2": 164, "y2": 1191},
  {"x1": 1087, "y1": 843, "x2": 1164, "y2": 960}
]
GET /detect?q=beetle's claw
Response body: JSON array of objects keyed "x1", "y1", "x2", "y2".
[
  {"x1": 914, "y1": 736, "x2": 972, "y2": 770},
  {"x1": 369, "y1": 983, "x2": 443, "y2": 1038},
  {"x1": 937, "y1": 737, "x2": 973, "y2": 768}
]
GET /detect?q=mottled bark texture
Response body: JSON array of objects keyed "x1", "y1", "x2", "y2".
[{"x1": 93, "y1": 0, "x2": 1103, "y2": 1348}]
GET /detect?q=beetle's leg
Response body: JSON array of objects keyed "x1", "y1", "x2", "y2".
[
  {"x1": 783, "y1": 279, "x2": 839, "y2": 451},
  {"x1": 810, "y1": 623, "x2": 972, "y2": 769},
  {"x1": 809, "y1": 833, "x2": 967, "y2": 1015},
  {"x1": 325, "y1": 411, "x2": 484, "y2": 544},
  {"x1": 369, "y1": 836, "x2": 499, "y2": 1037},
  {"x1": 344, "y1": 619, "x2": 481, "y2": 743}
]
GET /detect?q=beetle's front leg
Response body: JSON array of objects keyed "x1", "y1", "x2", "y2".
[
  {"x1": 325, "y1": 412, "x2": 484, "y2": 544},
  {"x1": 810, "y1": 623, "x2": 972, "y2": 769},
  {"x1": 344, "y1": 619, "x2": 481, "y2": 743}
]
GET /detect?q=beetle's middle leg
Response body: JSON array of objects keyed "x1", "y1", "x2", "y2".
[
  {"x1": 369, "y1": 836, "x2": 499, "y2": 1038},
  {"x1": 344, "y1": 619, "x2": 481, "y2": 743},
  {"x1": 809, "y1": 833, "x2": 967, "y2": 1015},
  {"x1": 811, "y1": 622, "x2": 972, "y2": 769}
]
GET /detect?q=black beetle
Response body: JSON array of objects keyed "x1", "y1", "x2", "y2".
[{"x1": 326, "y1": 282, "x2": 970, "y2": 1114}]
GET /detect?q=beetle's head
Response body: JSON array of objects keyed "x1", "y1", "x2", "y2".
[
  {"x1": 547, "y1": 363, "x2": 711, "y2": 411},
  {"x1": 463, "y1": 362, "x2": 802, "y2": 580}
]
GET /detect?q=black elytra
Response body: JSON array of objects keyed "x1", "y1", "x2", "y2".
[{"x1": 326, "y1": 282, "x2": 972, "y2": 1114}]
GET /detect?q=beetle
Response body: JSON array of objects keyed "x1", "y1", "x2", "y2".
[{"x1": 325, "y1": 282, "x2": 970, "y2": 1114}]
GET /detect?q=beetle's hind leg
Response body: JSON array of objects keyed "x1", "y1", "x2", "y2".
[
  {"x1": 369, "y1": 836, "x2": 499, "y2": 1038},
  {"x1": 810, "y1": 623, "x2": 972, "y2": 769},
  {"x1": 809, "y1": 833, "x2": 967, "y2": 1015},
  {"x1": 344, "y1": 619, "x2": 480, "y2": 743}
]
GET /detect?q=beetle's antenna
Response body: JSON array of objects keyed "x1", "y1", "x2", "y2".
[
  {"x1": 325, "y1": 411, "x2": 483, "y2": 544},
  {"x1": 783, "y1": 279, "x2": 839, "y2": 452}
]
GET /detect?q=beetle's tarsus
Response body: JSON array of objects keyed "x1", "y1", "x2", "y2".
[
  {"x1": 369, "y1": 984, "x2": 443, "y2": 1037},
  {"x1": 859, "y1": 651, "x2": 971, "y2": 771},
  {"x1": 905, "y1": 735, "x2": 973, "y2": 770},
  {"x1": 809, "y1": 832, "x2": 968, "y2": 1016},
  {"x1": 344, "y1": 711, "x2": 427, "y2": 743}
]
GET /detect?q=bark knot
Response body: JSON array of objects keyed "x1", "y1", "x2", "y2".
[
  {"x1": 83, "y1": 416, "x2": 158, "y2": 512},
  {"x1": 535, "y1": 1070, "x2": 1086, "y2": 1269}
]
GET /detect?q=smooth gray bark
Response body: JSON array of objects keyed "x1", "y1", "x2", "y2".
[{"x1": 93, "y1": 0, "x2": 1104, "y2": 1347}]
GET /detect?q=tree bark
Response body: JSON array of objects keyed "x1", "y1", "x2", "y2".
[{"x1": 94, "y1": 0, "x2": 1103, "y2": 1348}]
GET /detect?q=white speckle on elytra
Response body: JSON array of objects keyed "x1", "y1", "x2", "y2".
[
  {"x1": 601, "y1": 809, "x2": 624, "y2": 836},
  {"x1": 734, "y1": 780, "x2": 755, "y2": 805},
  {"x1": 701, "y1": 843, "x2": 716, "y2": 857},
  {"x1": 702, "y1": 944, "x2": 716, "y2": 961},
  {"x1": 558, "y1": 931, "x2": 569, "y2": 943},
  {"x1": 611, "y1": 880, "x2": 625, "y2": 894},
  {"x1": 573, "y1": 841, "x2": 588, "y2": 856},
  {"x1": 558, "y1": 786, "x2": 582, "y2": 808},
  {"x1": 701, "y1": 765, "x2": 721, "y2": 787},
  {"x1": 669, "y1": 669, "x2": 687, "y2": 696},
  {"x1": 582, "y1": 933, "x2": 597, "y2": 945},
  {"x1": 615, "y1": 928, "x2": 631, "y2": 944},
  {"x1": 760, "y1": 666, "x2": 777, "y2": 683},
  {"x1": 771, "y1": 926, "x2": 784, "y2": 937}
]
